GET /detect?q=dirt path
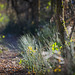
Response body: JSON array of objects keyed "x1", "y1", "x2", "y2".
[
  {"x1": 0, "y1": 34, "x2": 27, "y2": 75},
  {"x1": 0, "y1": 34, "x2": 20, "y2": 51}
]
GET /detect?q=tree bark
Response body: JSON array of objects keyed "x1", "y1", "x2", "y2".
[
  {"x1": 56, "y1": 0, "x2": 73, "y2": 74},
  {"x1": 56, "y1": 0, "x2": 65, "y2": 46}
]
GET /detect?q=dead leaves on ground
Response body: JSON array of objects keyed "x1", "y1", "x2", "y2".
[{"x1": 0, "y1": 50, "x2": 23, "y2": 73}]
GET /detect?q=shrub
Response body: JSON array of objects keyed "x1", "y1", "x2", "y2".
[{"x1": 18, "y1": 24, "x2": 65, "y2": 74}]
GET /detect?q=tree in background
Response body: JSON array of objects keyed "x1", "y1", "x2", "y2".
[{"x1": 50, "y1": 0, "x2": 75, "y2": 74}]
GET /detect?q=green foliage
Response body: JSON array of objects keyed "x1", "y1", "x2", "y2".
[
  {"x1": 51, "y1": 42, "x2": 62, "y2": 53},
  {"x1": 0, "y1": 13, "x2": 2, "y2": 16},
  {"x1": 19, "y1": 35, "x2": 45, "y2": 72},
  {"x1": 0, "y1": 49, "x2": 3, "y2": 54},
  {"x1": 0, "y1": 14, "x2": 9, "y2": 23},
  {"x1": 0, "y1": 3, "x2": 5, "y2": 10},
  {"x1": 73, "y1": 73, "x2": 75, "y2": 75},
  {"x1": 18, "y1": 33, "x2": 64, "y2": 74},
  {"x1": 48, "y1": 1, "x2": 51, "y2": 6},
  {"x1": 0, "y1": 13, "x2": 9, "y2": 31},
  {"x1": 37, "y1": 24, "x2": 57, "y2": 45},
  {"x1": 0, "y1": 16, "x2": 4, "y2": 22},
  {"x1": 0, "y1": 35, "x2": 5, "y2": 42},
  {"x1": 0, "y1": 2, "x2": 9, "y2": 32},
  {"x1": 46, "y1": 1, "x2": 51, "y2": 9},
  {"x1": 18, "y1": 24, "x2": 64, "y2": 74},
  {"x1": 19, "y1": 59, "x2": 23, "y2": 65}
]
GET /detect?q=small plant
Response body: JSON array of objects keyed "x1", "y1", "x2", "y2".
[
  {"x1": 19, "y1": 34, "x2": 52, "y2": 74},
  {"x1": 18, "y1": 24, "x2": 66, "y2": 74},
  {"x1": 51, "y1": 42, "x2": 62, "y2": 53},
  {"x1": 18, "y1": 32, "x2": 64, "y2": 74}
]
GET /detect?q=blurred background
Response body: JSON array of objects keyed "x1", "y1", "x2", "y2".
[{"x1": 0, "y1": 0, "x2": 75, "y2": 74}]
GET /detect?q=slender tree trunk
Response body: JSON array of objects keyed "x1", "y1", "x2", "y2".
[
  {"x1": 56, "y1": 0, "x2": 73, "y2": 74},
  {"x1": 56, "y1": 0, "x2": 65, "y2": 46},
  {"x1": 38, "y1": 0, "x2": 40, "y2": 23},
  {"x1": 31, "y1": 0, "x2": 39, "y2": 27}
]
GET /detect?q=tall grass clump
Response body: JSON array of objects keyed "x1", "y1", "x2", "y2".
[
  {"x1": 36, "y1": 24, "x2": 61, "y2": 48},
  {"x1": 19, "y1": 35, "x2": 49, "y2": 73},
  {"x1": 18, "y1": 24, "x2": 64, "y2": 74}
]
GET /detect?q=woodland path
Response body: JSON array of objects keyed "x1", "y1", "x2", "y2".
[
  {"x1": 0, "y1": 34, "x2": 28, "y2": 75},
  {"x1": 0, "y1": 34, "x2": 20, "y2": 51}
]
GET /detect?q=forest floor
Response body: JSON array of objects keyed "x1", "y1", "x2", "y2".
[
  {"x1": 0, "y1": 34, "x2": 75, "y2": 75},
  {"x1": 0, "y1": 45, "x2": 27, "y2": 75},
  {"x1": 0, "y1": 34, "x2": 29, "y2": 75}
]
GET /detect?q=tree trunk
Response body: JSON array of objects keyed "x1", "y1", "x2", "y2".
[
  {"x1": 31, "y1": 0, "x2": 39, "y2": 27},
  {"x1": 56, "y1": 0, "x2": 73, "y2": 74},
  {"x1": 56, "y1": 0, "x2": 65, "y2": 46}
]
